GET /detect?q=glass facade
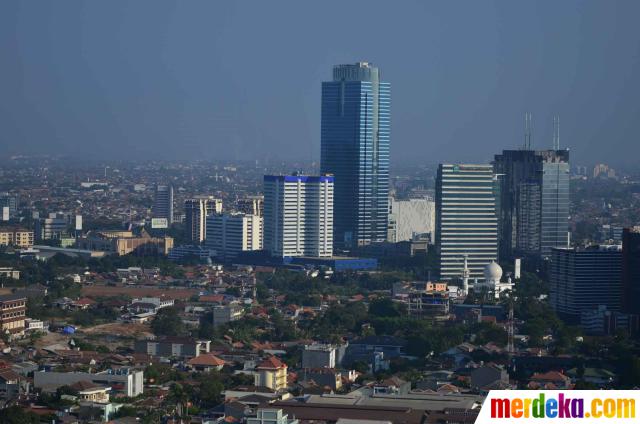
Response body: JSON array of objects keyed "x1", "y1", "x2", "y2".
[
  {"x1": 320, "y1": 62, "x2": 390, "y2": 250},
  {"x1": 493, "y1": 149, "x2": 570, "y2": 259}
]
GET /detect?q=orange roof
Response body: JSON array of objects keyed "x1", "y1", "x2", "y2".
[
  {"x1": 531, "y1": 370, "x2": 569, "y2": 381},
  {"x1": 188, "y1": 354, "x2": 226, "y2": 367},
  {"x1": 256, "y1": 356, "x2": 287, "y2": 370}
]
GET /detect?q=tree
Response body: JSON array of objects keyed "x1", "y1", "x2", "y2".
[
  {"x1": 151, "y1": 307, "x2": 186, "y2": 337},
  {"x1": 369, "y1": 298, "x2": 405, "y2": 318},
  {"x1": 198, "y1": 372, "x2": 224, "y2": 407},
  {"x1": 0, "y1": 406, "x2": 41, "y2": 423}
]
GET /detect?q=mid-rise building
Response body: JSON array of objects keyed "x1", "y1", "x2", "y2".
[
  {"x1": 77, "y1": 230, "x2": 173, "y2": 256},
  {"x1": 0, "y1": 227, "x2": 34, "y2": 248},
  {"x1": 622, "y1": 227, "x2": 640, "y2": 315},
  {"x1": 302, "y1": 344, "x2": 345, "y2": 369},
  {"x1": 263, "y1": 175, "x2": 333, "y2": 258},
  {"x1": 0, "y1": 193, "x2": 18, "y2": 219},
  {"x1": 493, "y1": 149, "x2": 570, "y2": 259},
  {"x1": 321, "y1": 62, "x2": 390, "y2": 250},
  {"x1": 254, "y1": 356, "x2": 288, "y2": 391},
  {"x1": 34, "y1": 368, "x2": 143, "y2": 397},
  {"x1": 435, "y1": 164, "x2": 498, "y2": 281},
  {"x1": 35, "y1": 213, "x2": 71, "y2": 240},
  {"x1": 185, "y1": 196, "x2": 223, "y2": 244},
  {"x1": 550, "y1": 245, "x2": 623, "y2": 323},
  {"x1": 212, "y1": 303, "x2": 244, "y2": 327},
  {"x1": 0, "y1": 293, "x2": 26, "y2": 337},
  {"x1": 153, "y1": 185, "x2": 174, "y2": 225},
  {"x1": 206, "y1": 213, "x2": 262, "y2": 260},
  {"x1": 387, "y1": 197, "x2": 435, "y2": 242},
  {"x1": 134, "y1": 336, "x2": 211, "y2": 359}
]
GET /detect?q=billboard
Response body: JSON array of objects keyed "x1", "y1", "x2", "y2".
[{"x1": 151, "y1": 218, "x2": 168, "y2": 229}]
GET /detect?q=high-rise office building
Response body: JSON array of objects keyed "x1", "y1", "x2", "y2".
[
  {"x1": 0, "y1": 193, "x2": 18, "y2": 219},
  {"x1": 184, "y1": 196, "x2": 223, "y2": 244},
  {"x1": 153, "y1": 185, "x2": 174, "y2": 225},
  {"x1": 320, "y1": 62, "x2": 390, "y2": 250},
  {"x1": 550, "y1": 245, "x2": 623, "y2": 323},
  {"x1": 622, "y1": 227, "x2": 640, "y2": 315},
  {"x1": 263, "y1": 175, "x2": 333, "y2": 258},
  {"x1": 206, "y1": 213, "x2": 262, "y2": 260},
  {"x1": 493, "y1": 149, "x2": 570, "y2": 259},
  {"x1": 435, "y1": 164, "x2": 498, "y2": 281},
  {"x1": 237, "y1": 196, "x2": 264, "y2": 217}
]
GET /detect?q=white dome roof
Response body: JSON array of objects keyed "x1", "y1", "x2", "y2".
[{"x1": 484, "y1": 261, "x2": 503, "y2": 281}]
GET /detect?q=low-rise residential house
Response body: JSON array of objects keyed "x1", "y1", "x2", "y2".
[
  {"x1": 527, "y1": 371, "x2": 572, "y2": 389},
  {"x1": 70, "y1": 380, "x2": 110, "y2": 403},
  {"x1": 187, "y1": 353, "x2": 226, "y2": 372},
  {"x1": 470, "y1": 364, "x2": 509, "y2": 391}
]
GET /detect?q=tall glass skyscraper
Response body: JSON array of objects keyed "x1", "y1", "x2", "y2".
[
  {"x1": 493, "y1": 149, "x2": 570, "y2": 259},
  {"x1": 321, "y1": 62, "x2": 390, "y2": 250}
]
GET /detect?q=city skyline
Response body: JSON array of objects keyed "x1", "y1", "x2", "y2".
[{"x1": 2, "y1": 1, "x2": 640, "y2": 167}]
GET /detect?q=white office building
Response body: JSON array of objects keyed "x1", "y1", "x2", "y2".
[
  {"x1": 263, "y1": 175, "x2": 334, "y2": 258},
  {"x1": 185, "y1": 196, "x2": 223, "y2": 244},
  {"x1": 435, "y1": 164, "x2": 498, "y2": 281},
  {"x1": 388, "y1": 197, "x2": 435, "y2": 242},
  {"x1": 206, "y1": 213, "x2": 262, "y2": 260}
]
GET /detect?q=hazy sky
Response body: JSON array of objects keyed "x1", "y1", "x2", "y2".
[{"x1": 1, "y1": 1, "x2": 640, "y2": 166}]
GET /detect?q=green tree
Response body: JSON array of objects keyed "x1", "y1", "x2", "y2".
[{"x1": 151, "y1": 307, "x2": 186, "y2": 337}]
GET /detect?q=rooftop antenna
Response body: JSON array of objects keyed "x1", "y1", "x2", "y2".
[
  {"x1": 553, "y1": 115, "x2": 560, "y2": 150},
  {"x1": 524, "y1": 112, "x2": 533, "y2": 150}
]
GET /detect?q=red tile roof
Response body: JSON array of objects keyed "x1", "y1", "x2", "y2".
[
  {"x1": 187, "y1": 354, "x2": 226, "y2": 367},
  {"x1": 256, "y1": 356, "x2": 287, "y2": 370}
]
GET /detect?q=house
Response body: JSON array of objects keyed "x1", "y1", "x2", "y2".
[
  {"x1": 470, "y1": 364, "x2": 509, "y2": 391},
  {"x1": 0, "y1": 366, "x2": 25, "y2": 399},
  {"x1": 527, "y1": 371, "x2": 572, "y2": 389},
  {"x1": 255, "y1": 356, "x2": 288, "y2": 391},
  {"x1": 187, "y1": 353, "x2": 226, "y2": 372},
  {"x1": 70, "y1": 298, "x2": 97, "y2": 310},
  {"x1": 70, "y1": 380, "x2": 110, "y2": 403}
]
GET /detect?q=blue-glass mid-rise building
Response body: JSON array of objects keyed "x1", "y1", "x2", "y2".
[{"x1": 321, "y1": 62, "x2": 390, "y2": 250}]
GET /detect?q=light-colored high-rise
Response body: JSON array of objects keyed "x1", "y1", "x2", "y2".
[
  {"x1": 387, "y1": 197, "x2": 435, "y2": 242},
  {"x1": 436, "y1": 164, "x2": 498, "y2": 281},
  {"x1": 236, "y1": 196, "x2": 264, "y2": 217},
  {"x1": 205, "y1": 213, "x2": 262, "y2": 260},
  {"x1": 263, "y1": 175, "x2": 334, "y2": 258},
  {"x1": 184, "y1": 196, "x2": 223, "y2": 244}
]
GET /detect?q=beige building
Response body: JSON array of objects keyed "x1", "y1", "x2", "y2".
[
  {"x1": 255, "y1": 356, "x2": 288, "y2": 391},
  {"x1": 0, "y1": 293, "x2": 27, "y2": 337},
  {"x1": 0, "y1": 227, "x2": 34, "y2": 248},
  {"x1": 78, "y1": 230, "x2": 173, "y2": 256}
]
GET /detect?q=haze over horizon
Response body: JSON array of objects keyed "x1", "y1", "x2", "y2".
[{"x1": 2, "y1": 1, "x2": 640, "y2": 167}]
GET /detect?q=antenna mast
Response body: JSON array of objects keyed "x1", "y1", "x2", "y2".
[
  {"x1": 523, "y1": 112, "x2": 533, "y2": 150},
  {"x1": 553, "y1": 115, "x2": 560, "y2": 150}
]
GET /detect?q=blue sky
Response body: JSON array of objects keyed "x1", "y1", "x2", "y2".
[{"x1": 1, "y1": 1, "x2": 639, "y2": 167}]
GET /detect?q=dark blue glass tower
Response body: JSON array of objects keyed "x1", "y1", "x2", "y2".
[{"x1": 321, "y1": 62, "x2": 390, "y2": 250}]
